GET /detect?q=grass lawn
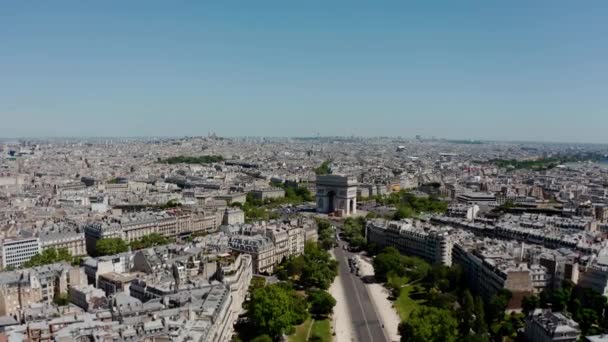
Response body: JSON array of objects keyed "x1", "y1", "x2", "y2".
[
  {"x1": 390, "y1": 276, "x2": 426, "y2": 321},
  {"x1": 288, "y1": 318, "x2": 331, "y2": 342},
  {"x1": 288, "y1": 319, "x2": 313, "y2": 342},
  {"x1": 310, "y1": 319, "x2": 331, "y2": 341}
]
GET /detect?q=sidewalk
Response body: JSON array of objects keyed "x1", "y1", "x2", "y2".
[
  {"x1": 328, "y1": 251, "x2": 356, "y2": 342},
  {"x1": 357, "y1": 256, "x2": 401, "y2": 342}
]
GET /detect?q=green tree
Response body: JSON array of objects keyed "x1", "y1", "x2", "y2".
[
  {"x1": 521, "y1": 294, "x2": 540, "y2": 315},
  {"x1": 474, "y1": 296, "x2": 488, "y2": 336},
  {"x1": 579, "y1": 308, "x2": 599, "y2": 334},
  {"x1": 394, "y1": 206, "x2": 415, "y2": 220},
  {"x1": 459, "y1": 335, "x2": 489, "y2": 342},
  {"x1": 300, "y1": 243, "x2": 338, "y2": 290},
  {"x1": 247, "y1": 284, "x2": 308, "y2": 339},
  {"x1": 551, "y1": 288, "x2": 569, "y2": 312},
  {"x1": 316, "y1": 219, "x2": 335, "y2": 251},
  {"x1": 373, "y1": 247, "x2": 406, "y2": 282},
  {"x1": 399, "y1": 306, "x2": 459, "y2": 342},
  {"x1": 53, "y1": 294, "x2": 70, "y2": 306},
  {"x1": 96, "y1": 238, "x2": 129, "y2": 256},
  {"x1": 314, "y1": 160, "x2": 332, "y2": 175},
  {"x1": 487, "y1": 289, "x2": 512, "y2": 325},
  {"x1": 130, "y1": 233, "x2": 169, "y2": 250},
  {"x1": 250, "y1": 335, "x2": 273, "y2": 342},
  {"x1": 308, "y1": 289, "x2": 336, "y2": 317},
  {"x1": 24, "y1": 247, "x2": 75, "y2": 268},
  {"x1": 459, "y1": 290, "x2": 475, "y2": 336}
]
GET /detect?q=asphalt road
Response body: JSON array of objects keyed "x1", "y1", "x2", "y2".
[{"x1": 334, "y1": 242, "x2": 391, "y2": 342}]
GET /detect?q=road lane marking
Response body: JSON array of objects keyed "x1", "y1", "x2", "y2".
[{"x1": 343, "y1": 250, "x2": 375, "y2": 342}]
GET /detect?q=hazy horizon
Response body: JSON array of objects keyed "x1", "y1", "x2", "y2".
[
  {"x1": 2, "y1": 135, "x2": 608, "y2": 146},
  {"x1": 2, "y1": 2, "x2": 607, "y2": 143}
]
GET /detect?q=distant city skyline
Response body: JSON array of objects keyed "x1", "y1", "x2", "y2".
[{"x1": 2, "y1": 2, "x2": 607, "y2": 143}]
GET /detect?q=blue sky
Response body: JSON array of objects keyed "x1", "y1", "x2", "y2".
[{"x1": 1, "y1": 1, "x2": 607, "y2": 142}]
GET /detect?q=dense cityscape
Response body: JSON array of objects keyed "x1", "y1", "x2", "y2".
[
  {"x1": 4, "y1": 1, "x2": 608, "y2": 341},
  {"x1": 0, "y1": 136, "x2": 607, "y2": 342}
]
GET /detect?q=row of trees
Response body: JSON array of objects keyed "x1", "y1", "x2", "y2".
[
  {"x1": 129, "y1": 233, "x2": 170, "y2": 250},
  {"x1": 373, "y1": 246, "x2": 430, "y2": 283},
  {"x1": 244, "y1": 283, "x2": 337, "y2": 342},
  {"x1": 243, "y1": 242, "x2": 338, "y2": 341},
  {"x1": 314, "y1": 160, "x2": 332, "y2": 175},
  {"x1": 489, "y1": 158, "x2": 561, "y2": 170},
  {"x1": 316, "y1": 219, "x2": 336, "y2": 251},
  {"x1": 341, "y1": 217, "x2": 367, "y2": 250},
  {"x1": 246, "y1": 283, "x2": 309, "y2": 339},
  {"x1": 95, "y1": 233, "x2": 171, "y2": 256},
  {"x1": 485, "y1": 153, "x2": 606, "y2": 172},
  {"x1": 276, "y1": 242, "x2": 338, "y2": 290},
  {"x1": 23, "y1": 247, "x2": 81, "y2": 268},
  {"x1": 366, "y1": 191, "x2": 447, "y2": 220},
  {"x1": 233, "y1": 196, "x2": 280, "y2": 222},
  {"x1": 269, "y1": 181, "x2": 314, "y2": 203},
  {"x1": 245, "y1": 184, "x2": 313, "y2": 208},
  {"x1": 391, "y1": 191, "x2": 448, "y2": 220},
  {"x1": 160, "y1": 155, "x2": 224, "y2": 164},
  {"x1": 373, "y1": 246, "x2": 505, "y2": 342}
]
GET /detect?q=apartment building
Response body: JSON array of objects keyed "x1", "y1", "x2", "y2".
[
  {"x1": 525, "y1": 309, "x2": 580, "y2": 342},
  {"x1": 250, "y1": 188, "x2": 285, "y2": 201},
  {"x1": 226, "y1": 222, "x2": 307, "y2": 273},
  {"x1": 456, "y1": 192, "x2": 497, "y2": 206},
  {"x1": 0, "y1": 262, "x2": 86, "y2": 317},
  {"x1": 39, "y1": 231, "x2": 86, "y2": 257},
  {"x1": 446, "y1": 204, "x2": 480, "y2": 221},
  {"x1": 13, "y1": 285, "x2": 237, "y2": 342},
  {"x1": 222, "y1": 208, "x2": 245, "y2": 225},
  {"x1": 578, "y1": 253, "x2": 608, "y2": 296},
  {"x1": 84, "y1": 210, "x2": 221, "y2": 255},
  {"x1": 366, "y1": 219, "x2": 454, "y2": 266},
  {"x1": 220, "y1": 254, "x2": 252, "y2": 323},
  {"x1": 1, "y1": 238, "x2": 41, "y2": 269},
  {"x1": 82, "y1": 252, "x2": 134, "y2": 286},
  {"x1": 452, "y1": 239, "x2": 545, "y2": 302},
  {"x1": 228, "y1": 235, "x2": 276, "y2": 274}
]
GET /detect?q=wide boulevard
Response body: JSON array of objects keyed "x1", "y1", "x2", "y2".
[{"x1": 334, "y1": 241, "x2": 391, "y2": 342}]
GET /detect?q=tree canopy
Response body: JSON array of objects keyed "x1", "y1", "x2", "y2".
[
  {"x1": 372, "y1": 191, "x2": 448, "y2": 219},
  {"x1": 375, "y1": 245, "x2": 494, "y2": 341},
  {"x1": 299, "y1": 242, "x2": 338, "y2": 290},
  {"x1": 129, "y1": 233, "x2": 170, "y2": 250},
  {"x1": 399, "y1": 306, "x2": 459, "y2": 342},
  {"x1": 373, "y1": 247, "x2": 430, "y2": 283},
  {"x1": 247, "y1": 283, "x2": 308, "y2": 339},
  {"x1": 341, "y1": 217, "x2": 367, "y2": 250},
  {"x1": 241, "y1": 193, "x2": 281, "y2": 222},
  {"x1": 250, "y1": 335, "x2": 273, "y2": 342},
  {"x1": 314, "y1": 160, "x2": 332, "y2": 175},
  {"x1": 96, "y1": 237, "x2": 129, "y2": 256},
  {"x1": 278, "y1": 242, "x2": 338, "y2": 290},
  {"x1": 524, "y1": 283, "x2": 608, "y2": 336},
  {"x1": 308, "y1": 289, "x2": 336, "y2": 317},
  {"x1": 316, "y1": 219, "x2": 335, "y2": 251},
  {"x1": 53, "y1": 294, "x2": 70, "y2": 306},
  {"x1": 23, "y1": 247, "x2": 78, "y2": 268}
]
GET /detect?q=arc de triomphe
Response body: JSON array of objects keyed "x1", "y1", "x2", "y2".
[{"x1": 316, "y1": 174, "x2": 357, "y2": 216}]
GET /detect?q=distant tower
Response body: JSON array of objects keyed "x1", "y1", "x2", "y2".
[
  {"x1": 171, "y1": 263, "x2": 180, "y2": 293},
  {"x1": 198, "y1": 254, "x2": 205, "y2": 276},
  {"x1": 215, "y1": 260, "x2": 224, "y2": 282}
]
